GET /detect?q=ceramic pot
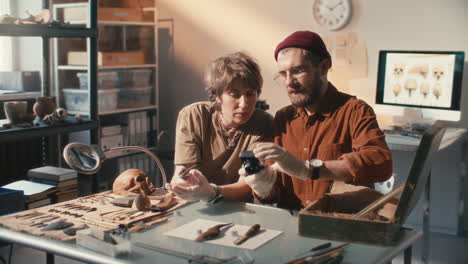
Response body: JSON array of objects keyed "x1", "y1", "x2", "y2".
[
  {"x1": 4, "y1": 101, "x2": 27, "y2": 124},
  {"x1": 33, "y1": 96, "x2": 56, "y2": 119}
]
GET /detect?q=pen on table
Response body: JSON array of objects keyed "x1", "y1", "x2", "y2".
[
  {"x1": 294, "y1": 242, "x2": 331, "y2": 257},
  {"x1": 179, "y1": 164, "x2": 197, "y2": 180}
]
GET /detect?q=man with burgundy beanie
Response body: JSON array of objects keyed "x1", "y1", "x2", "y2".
[{"x1": 241, "y1": 31, "x2": 392, "y2": 210}]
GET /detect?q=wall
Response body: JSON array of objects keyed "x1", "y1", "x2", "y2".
[
  {"x1": 157, "y1": 0, "x2": 468, "y2": 234},
  {"x1": 157, "y1": 0, "x2": 468, "y2": 143}
]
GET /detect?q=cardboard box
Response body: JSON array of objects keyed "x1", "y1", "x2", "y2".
[
  {"x1": 68, "y1": 51, "x2": 145, "y2": 66},
  {"x1": 64, "y1": 7, "x2": 144, "y2": 22},
  {"x1": 99, "y1": 8, "x2": 144, "y2": 21},
  {"x1": 99, "y1": 0, "x2": 154, "y2": 8},
  {"x1": 63, "y1": 6, "x2": 88, "y2": 22},
  {"x1": 298, "y1": 124, "x2": 446, "y2": 245}
]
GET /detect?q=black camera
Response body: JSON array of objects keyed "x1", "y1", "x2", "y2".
[{"x1": 239, "y1": 151, "x2": 264, "y2": 175}]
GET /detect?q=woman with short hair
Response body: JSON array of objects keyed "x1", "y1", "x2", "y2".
[{"x1": 168, "y1": 52, "x2": 273, "y2": 202}]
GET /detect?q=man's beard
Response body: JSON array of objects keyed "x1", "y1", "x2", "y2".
[{"x1": 288, "y1": 78, "x2": 324, "y2": 108}]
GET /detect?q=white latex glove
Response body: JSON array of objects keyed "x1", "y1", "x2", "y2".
[
  {"x1": 253, "y1": 142, "x2": 309, "y2": 180},
  {"x1": 240, "y1": 165, "x2": 277, "y2": 199},
  {"x1": 167, "y1": 169, "x2": 216, "y2": 202}
]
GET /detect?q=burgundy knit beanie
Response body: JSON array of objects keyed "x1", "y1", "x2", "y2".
[{"x1": 274, "y1": 31, "x2": 332, "y2": 67}]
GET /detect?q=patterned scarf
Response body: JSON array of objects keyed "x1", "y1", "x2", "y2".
[{"x1": 217, "y1": 111, "x2": 243, "y2": 149}]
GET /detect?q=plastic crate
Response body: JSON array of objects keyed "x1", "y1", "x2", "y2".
[
  {"x1": 118, "y1": 86, "x2": 151, "y2": 107},
  {"x1": 63, "y1": 88, "x2": 119, "y2": 112},
  {"x1": 77, "y1": 71, "x2": 118, "y2": 90},
  {"x1": 117, "y1": 69, "x2": 152, "y2": 88}
]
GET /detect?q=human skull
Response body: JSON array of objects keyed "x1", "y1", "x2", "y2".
[
  {"x1": 55, "y1": 108, "x2": 68, "y2": 120},
  {"x1": 432, "y1": 65, "x2": 445, "y2": 81},
  {"x1": 112, "y1": 169, "x2": 154, "y2": 195},
  {"x1": 393, "y1": 64, "x2": 405, "y2": 78}
]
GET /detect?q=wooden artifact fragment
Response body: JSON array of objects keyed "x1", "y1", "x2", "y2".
[
  {"x1": 132, "y1": 189, "x2": 151, "y2": 211},
  {"x1": 352, "y1": 184, "x2": 405, "y2": 220},
  {"x1": 151, "y1": 193, "x2": 177, "y2": 212},
  {"x1": 234, "y1": 224, "x2": 261, "y2": 245},
  {"x1": 195, "y1": 223, "x2": 233, "y2": 242}
]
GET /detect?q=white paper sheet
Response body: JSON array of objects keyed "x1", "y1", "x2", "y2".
[
  {"x1": 165, "y1": 219, "x2": 282, "y2": 250},
  {"x1": 2, "y1": 180, "x2": 55, "y2": 196}
]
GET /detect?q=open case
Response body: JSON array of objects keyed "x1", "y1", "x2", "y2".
[{"x1": 298, "y1": 123, "x2": 446, "y2": 245}]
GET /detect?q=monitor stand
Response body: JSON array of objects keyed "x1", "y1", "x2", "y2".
[{"x1": 391, "y1": 108, "x2": 433, "y2": 133}]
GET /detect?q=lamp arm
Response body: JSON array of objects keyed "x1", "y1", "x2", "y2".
[{"x1": 105, "y1": 146, "x2": 167, "y2": 188}]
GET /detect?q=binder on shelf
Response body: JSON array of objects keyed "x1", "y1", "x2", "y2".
[
  {"x1": 28, "y1": 166, "x2": 77, "y2": 182},
  {"x1": 135, "y1": 112, "x2": 142, "y2": 146},
  {"x1": 128, "y1": 112, "x2": 137, "y2": 146},
  {"x1": 101, "y1": 125, "x2": 122, "y2": 136},
  {"x1": 142, "y1": 111, "x2": 149, "y2": 146}
]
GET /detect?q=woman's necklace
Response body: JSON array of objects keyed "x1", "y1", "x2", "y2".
[{"x1": 217, "y1": 112, "x2": 242, "y2": 149}]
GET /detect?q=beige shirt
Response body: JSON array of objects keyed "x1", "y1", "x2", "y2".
[{"x1": 174, "y1": 101, "x2": 273, "y2": 185}]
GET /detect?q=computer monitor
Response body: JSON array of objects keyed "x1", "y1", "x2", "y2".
[{"x1": 376, "y1": 50, "x2": 465, "y2": 121}]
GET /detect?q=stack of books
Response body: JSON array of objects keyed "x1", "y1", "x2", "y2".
[
  {"x1": 28, "y1": 166, "x2": 79, "y2": 204},
  {"x1": 2, "y1": 180, "x2": 57, "y2": 209}
]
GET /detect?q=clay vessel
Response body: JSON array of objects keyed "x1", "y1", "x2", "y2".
[
  {"x1": 4, "y1": 101, "x2": 27, "y2": 124},
  {"x1": 33, "y1": 96, "x2": 56, "y2": 119}
]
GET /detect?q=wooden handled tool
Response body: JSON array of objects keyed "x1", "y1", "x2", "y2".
[
  {"x1": 179, "y1": 164, "x2": 197, "y2": 180},
  {"x1": 234, "y1": 224, "x2": 261, "y2": 245}
]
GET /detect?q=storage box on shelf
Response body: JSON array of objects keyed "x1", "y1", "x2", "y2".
[
  {"x1": 0, "y1": 71, "x2": 41, "y2": 92},
  {"x1": 118, "y1": 86, "x2": 152, "y2": 108},
  {"x1": 63, "y1": 88, "x2": 118, "y2": 113},
  {"x1": 77, "y1": 71, "x2": 118, "y2": 89},
  {"x1": 64, "y1": 6, "x2": 145, "y2": 22},
  {"x1": 117, "y1": 69, "x2": 152, "y2": 87},
  {"x1": 68, "y1": 51, "x2": 145, "y2": 66}
]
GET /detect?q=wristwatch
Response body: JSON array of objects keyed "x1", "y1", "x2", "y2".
[
  {"x1": 208, "y1": 184, "x2": 224, "y2": 203},
  {"x1": 309, "y1": 159, "x2": 324, "y2": 180}
]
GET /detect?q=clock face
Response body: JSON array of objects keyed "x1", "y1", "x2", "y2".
[{"x1": 313, "y1": 0, "x2": 352, "y2": 31}]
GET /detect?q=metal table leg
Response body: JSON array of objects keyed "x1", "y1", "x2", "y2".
[
  {"x1": 422, "y1": 172, "x2": 431, "y2": 264},
  {"x1": 404, "y1": 245, "x2": 412, "y2": 264},
  {"x1": 46, "y1": 252, "x2": 54, "y2": 264}
]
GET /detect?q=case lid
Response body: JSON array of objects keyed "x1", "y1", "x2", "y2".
[{"x1": 394, "y1": 123, "x2": 446, "y2": 225}]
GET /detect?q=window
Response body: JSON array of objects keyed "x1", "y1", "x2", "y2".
[{"x1": 0, "y1": 0, "x2": 12, "y2": 71}]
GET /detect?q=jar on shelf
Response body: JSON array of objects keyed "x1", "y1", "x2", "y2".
[{"x1": 33, "y1": 96, "x2": 56, "y2": 119}]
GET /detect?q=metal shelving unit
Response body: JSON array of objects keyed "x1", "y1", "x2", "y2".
[
  {"x1": 0, "y1": 24, "x2": 97, "y2": 38},
  {"x1": 51, "y1": 1, "x2": 160, "y2": 191},
  {"x1": 0, "y1": 0, "x2": 98, "y2": 145}
]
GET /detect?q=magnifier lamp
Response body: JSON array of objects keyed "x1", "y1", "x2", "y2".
[{"x1": 63, "y1": 142, "x2": 168, "y2": 188}]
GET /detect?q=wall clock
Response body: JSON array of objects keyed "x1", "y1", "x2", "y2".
[{"x1": 313, "y1": 0, "x2": 353, "y2": 31}]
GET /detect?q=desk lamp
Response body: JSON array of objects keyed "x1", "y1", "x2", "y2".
[{"x1": 62, "y1": 142, "x2": 167, "y2": 188}]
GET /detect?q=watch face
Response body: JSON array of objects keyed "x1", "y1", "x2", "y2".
[
  {"x1": 313, "y1": 0, "x2": 352, "y2": 31},
  {"x1": 310, "y1": 159, "x2": 323, "y2": 167}
]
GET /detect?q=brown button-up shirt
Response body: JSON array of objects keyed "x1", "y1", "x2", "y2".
[{"x1": 271, "y1": 84, "x2": 392, "y2": 210}]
